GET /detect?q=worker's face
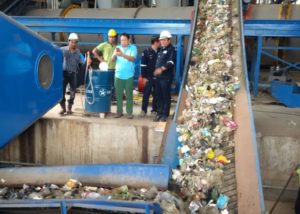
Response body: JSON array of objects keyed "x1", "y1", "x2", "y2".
[
  {"x1": 160, "y1": 38, "x2": 170, "y2": 47},
  {"x1": 153, "y1": 41, "x2": 161, "y2": 49},
  {"x1": 68, "y1": 40, "x2": 78, "y2": 49},
  {"x1": 120, "y1": 35, "x2": 130, "y2": 47},
  {"x1": 108, "y1": 36, "x2": 116, "y2": 44}
]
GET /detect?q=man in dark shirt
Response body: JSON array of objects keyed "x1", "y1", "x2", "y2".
[
  {"x1": 153, "y1": 30, "x2": 176, "y2": 122},
  {"x1": 139, "y1": 36, "x2": 161, "y2": 117},
  {"x1": 60, "y1": 33, "x2": 84, "y2": 115}
]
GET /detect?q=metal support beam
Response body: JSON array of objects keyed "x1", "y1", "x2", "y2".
[
  {"x1": 176, "y1": 35, "x2": 183, "y2": 92},
  {"x1": 244, "y1": 20, "x2": 300, "y2": 37},
  {"x1": 12, "y1": 16, "x2": 191, "y2": 91},
  {"x1": 261, "y1": 50, "x2": 300, "y2": 70},
  {"x1": 244, "y1": 20, "x2": 300, "y2": 96},
  {"x1": 12, "y1": 17, "x2": 191, "y2": 35},
  {"x1": 0, "y1": 199, "x2": 162, "y2": 213},
  {"x1": 60, "y1": 201, "x2": 67, "y2": 214},
  {"x1": 253, "y1": 36, "x2": 262, "y2": 97}
]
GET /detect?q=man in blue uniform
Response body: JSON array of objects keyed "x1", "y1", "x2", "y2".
[
  {"x1": 139, "y1": 36, "x2": 161, "y2": 117},
  {"x1": 153, "y1": 30, "x2": 176, "y2": 122}
]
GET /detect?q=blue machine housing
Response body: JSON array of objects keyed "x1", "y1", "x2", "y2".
[
  {"x1": 271, "y1": 80, "x2": 300, "y2": 107},
  {"x1": 0, "y1": 12, "x2": 62, "y2": 146}
]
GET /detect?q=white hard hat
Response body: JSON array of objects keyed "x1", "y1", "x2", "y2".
[
  {"x1": 68, "y1": 33, "x2": 79, "y2": 41},
  {"x1": 159, "y1": 30, "x2": 172, "y2": 40}
]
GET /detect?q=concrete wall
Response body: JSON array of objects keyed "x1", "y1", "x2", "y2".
[
  {"x1": 253, "y1": 104, "x2": 300, "y2": 201},
  {"x1": 0, "y1": 118, "x2": 163, "y2": 165}
]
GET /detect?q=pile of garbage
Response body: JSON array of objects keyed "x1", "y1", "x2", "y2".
[
  {"x1": 0, "y1": 179, "x2": 186, "y2": 213},
  {"x1": 0, "y1": 0, "x2": 242, "y2": 213},
  {"x1": 172, "y1": 0, "x2": 240, "y2": 213}
]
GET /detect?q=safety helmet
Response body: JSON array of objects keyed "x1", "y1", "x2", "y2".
[
  {"x1": 108, "y1": 29, "x2": 117, "y2": 37},
  {"x1": 159, "y1": 30, "x2": 172, "y2": 40},
  {"x1": 68, "y1": 33, "x2": 79, "y2": 41}
]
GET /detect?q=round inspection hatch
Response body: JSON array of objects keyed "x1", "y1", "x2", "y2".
[{"x1": 37, "y1": 55, "x2": 53, "y2": 89}]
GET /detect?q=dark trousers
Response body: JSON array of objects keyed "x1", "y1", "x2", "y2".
[
  {"x1": 155, "y1": 78, "x2": 171, "y2": 118},
  {"x1": 108, "y1": 69, "x2": 116, "y2": 101},
  {"x1": 60, "y1": 71, "x2": 77, "y2": 110},
  {"x1": 296, "y1": 188, "x2": 300, "y2": 214},
  {"x1": 142, "y1": 78, "x2": 157, "y2": 113}
]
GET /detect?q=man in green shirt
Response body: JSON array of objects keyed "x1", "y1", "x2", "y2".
[
  {"x1": 92, "y1": 29, "x2": 117, "y2": 100},
  {"x1": 92, "y1": 29, "x2": 117, "y2": 70}
]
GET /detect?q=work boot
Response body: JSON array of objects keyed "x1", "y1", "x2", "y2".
[
  {"x1": 151, "y1": 110, "x2": 157, "y2": 116},
  {"x1": 160, "y1": 116, "x2": 168, "y2": 122},
  {"x1": 59, "y1": 108, "x2": 66, "y2": 115},
  {"x1": 153, "y1": 115, "x2": 161, "y2": 122},
  {"x1": 67, "y1": 106, "x2": 73, "y2": 115},
  {"x1": 127, "y1": 113, "x2": 134, "y2": 119},
  {"x1": 139, "y1": 111, "x2": 146, "y2": 117},
  {"x1": 114, "y1": 112, "x2": 123, "y2": 118}
]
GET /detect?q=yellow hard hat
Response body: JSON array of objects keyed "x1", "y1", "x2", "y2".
[{"x1": 108, "y1": 29, "x2": 117, "y2": 37}]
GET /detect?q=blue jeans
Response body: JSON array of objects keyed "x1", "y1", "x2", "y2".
[{"x1": 142, "y1": 78, "x2": 157, "y2": 113}]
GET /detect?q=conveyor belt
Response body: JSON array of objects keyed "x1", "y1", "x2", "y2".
[{"x1": 160, "y1": 0, "x2": 265, "y2": 213}]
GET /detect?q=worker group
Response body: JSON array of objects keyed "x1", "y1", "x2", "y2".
[{"x1": 59, "y1": 29, "x2": 175, "y2": 122}]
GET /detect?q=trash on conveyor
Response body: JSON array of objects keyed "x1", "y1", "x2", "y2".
[
  {"x1": 174, "y1": 0, "x2": 239, "y2": 212},
  {"x1": 0, "y1": 182, "x2": 185, "y2": 212},
  {"x1": 0, "y1": 0, "x2": 240, "y2": 213}
]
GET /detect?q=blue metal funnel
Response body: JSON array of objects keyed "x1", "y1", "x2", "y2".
[{"x1": 0, "y1": 12, "x2": 62, "y2": 146}]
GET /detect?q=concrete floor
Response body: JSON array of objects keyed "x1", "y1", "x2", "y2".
[
  {"x1": 265, "y1": 200, "x2": 295, "y2": 214},
  {"x1": 44, "y1": 90, "x2": 177, "y2": 127}
]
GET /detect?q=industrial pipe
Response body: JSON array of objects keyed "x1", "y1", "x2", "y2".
[{"x1": 0, "y1": 163, "x2": 170, "y2": 189}]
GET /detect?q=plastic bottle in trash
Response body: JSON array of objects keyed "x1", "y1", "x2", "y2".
[{"x1": 81, "y1": 192, "x2": 101, "y2": 199}]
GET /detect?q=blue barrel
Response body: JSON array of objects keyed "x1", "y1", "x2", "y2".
[{"x1": 85, "y1": 70, "x2": 114, "y2": 113}]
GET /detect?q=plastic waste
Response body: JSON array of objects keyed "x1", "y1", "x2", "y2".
[
  {"x1": 81, "y1": 192, "x2": 101, "y2": 199},
  {"x1": 173, "y1": 0, "x2": 236, "y2": 211},
  {"x1": 216, "y1": 194, "x2": 229, "y2": 210}
]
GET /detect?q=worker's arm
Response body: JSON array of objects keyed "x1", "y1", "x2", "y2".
[
  {"x1": 154, "y1": 47, "x2": 176, "y2": 76},
  {"x1": 160, "y1": 47, "x2": 175, "y2": 71},
  {"x1": 116, "y1": 45, "x2": 137, "y2": 62},
  {"x1": 92, "y1": 48, "x2": 104, "y2": 63},
  {"x1": 93, "y1": 43, "x2": 105, "y2": 63},
  {"x1": 120, "y1": 53, "x2": 135, "y2": 62},
  {"x1": 79, "y1": 52, "x2": 85, "y2": 64},
  {"x1": 111, "y1": 49, "x2": 117, "y2": 62}
]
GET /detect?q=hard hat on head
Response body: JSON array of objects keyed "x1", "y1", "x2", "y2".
[
  {"x1": 68, "y1": 33, "x2": 79, "y2": 41},
  {"x1": 108, "y1": 29, "x2": 117, "y2": 37},
  {"x1": 159, "y1": 30, "x2": 172, "y2": 40}
]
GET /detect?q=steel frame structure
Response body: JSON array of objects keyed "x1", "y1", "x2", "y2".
[
  {"x1": 13, "y1": 16, "x2": 191, "y2": 91},
  {"x1": 244, "y1": 19, "x2": 300, "y2": 96},
  {"x1": 0, "y1": 199, "x2": 162, "y2": 214}
]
